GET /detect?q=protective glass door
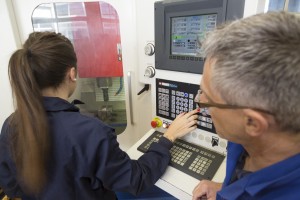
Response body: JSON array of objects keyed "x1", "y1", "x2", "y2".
[{"x1": 32, "y1": 2, "x2": 127, "y2": 134}]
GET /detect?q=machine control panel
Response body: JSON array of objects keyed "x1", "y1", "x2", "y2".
[{"x1": 156, "y1": 78, "x2": 216, "y2": 134}]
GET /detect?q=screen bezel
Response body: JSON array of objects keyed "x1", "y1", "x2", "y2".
[{"x1": 155, "y1": 0, "x2": 226, "y2": 74}]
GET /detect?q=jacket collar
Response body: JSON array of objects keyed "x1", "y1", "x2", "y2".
[{"x1": 43, "y1": 96, "x2": 79, "y2": 112}]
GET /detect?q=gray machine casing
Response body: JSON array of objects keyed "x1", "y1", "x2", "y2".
[{"x1": 155, "y1": 0, "x2": 245, "y2": 74}]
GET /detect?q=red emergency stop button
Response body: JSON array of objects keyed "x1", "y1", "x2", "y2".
[
  {"x1": 150, "y1": 117, "x2": 162, "y2": 128},
  {"x1": 151, "y1": 120, "x2": 158, "y2": 128}
]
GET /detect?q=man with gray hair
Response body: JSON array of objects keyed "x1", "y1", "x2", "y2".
[{"x1": 192, "y1": 11, "x2": 300, "y2": 200}]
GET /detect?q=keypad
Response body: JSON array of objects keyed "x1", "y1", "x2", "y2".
[
  {"x1": 156, "y1": 78, "x2": 216, "y2": 134},
  {"x1": 138, "y1": 131, "x2": 225, "y2": 180},
  {"x1": 189, "y1": 155, "x2": 212, "y2": 176},
  {"x1": 170, "y1": 146, "x2": 192, "y2": 166}
]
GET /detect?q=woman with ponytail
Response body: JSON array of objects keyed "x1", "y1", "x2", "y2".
[{"x1": 0, "y1": 32, "x2": 198, "y2": 199}]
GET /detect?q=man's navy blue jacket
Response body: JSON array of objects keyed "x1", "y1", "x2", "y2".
[{"x1": 0, "y1": 97, "x2": 173, "y2": 199}]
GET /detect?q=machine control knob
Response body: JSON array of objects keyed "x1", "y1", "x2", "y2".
[
  {"x1": 162, "y1": 122, "x2": 169, "y2": 129},
  {"x1": 144, "y1": 66, "x2": 156, "y2": 78},
  {"x1": 144, "y1": 43, "x2": 155, "y2": 56},
  {"x1": 151, "y1": 117, "x2": 162, "y2": 128},
  {"x1": 211, "y1": 136, "x2": 219, "y2": 147}
]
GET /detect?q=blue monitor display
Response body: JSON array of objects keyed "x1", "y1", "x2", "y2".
[{"x1": 171, "y1": 14, "x2": 217, "y2": 58}]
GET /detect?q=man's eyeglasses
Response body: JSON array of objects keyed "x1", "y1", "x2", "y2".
[{"x1": 194, "y1": 89, "x2": 273, "y2": 115}]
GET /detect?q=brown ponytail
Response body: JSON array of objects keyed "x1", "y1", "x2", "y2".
[
  {"x1": 8, "y1": 32, "x2": 77, "y2": 195},
  {"x1": 9, "y1": 48, "x2": 49, "y2": 195}
]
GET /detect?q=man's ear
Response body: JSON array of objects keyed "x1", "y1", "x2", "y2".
[
  {"x1": 69, "y1": 67, "x2": 77, "y2": 82},
  {"x1": 243, "y1": 109, "x2": 269, "y2": 137}
]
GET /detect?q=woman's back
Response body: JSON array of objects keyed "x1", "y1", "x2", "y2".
[{"x1": 1, "y1": 97, "x2": 175, "y2": 199}]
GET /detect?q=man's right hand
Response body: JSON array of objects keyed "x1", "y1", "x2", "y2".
[{"x1": 192, "y1": 180, "x2": 222, "y2": 200}]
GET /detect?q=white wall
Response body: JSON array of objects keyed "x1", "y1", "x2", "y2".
[
  {"x1": 244, "y1": 0, "x2": 265, "y2": 17},
  {"x1": 0, "y1": 0, "x2": 21, "y2": 129}
]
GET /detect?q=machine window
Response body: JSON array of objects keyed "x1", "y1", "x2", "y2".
[{"x1": 32, "y1": 2, "x2": 127, "y2": 134}]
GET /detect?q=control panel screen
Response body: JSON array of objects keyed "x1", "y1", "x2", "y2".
[
  {"x1": 156, "y1": 78, "x2": 216, "y2": 134},
  {"x1": 171, "y1": 14, "x2": 217, "y2": 58}
]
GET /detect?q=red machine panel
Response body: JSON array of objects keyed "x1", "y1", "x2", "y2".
[{"x1": 72, "y1": 2, "x2": 123, "y2": 78}]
